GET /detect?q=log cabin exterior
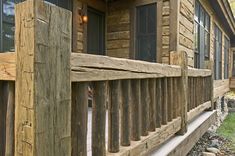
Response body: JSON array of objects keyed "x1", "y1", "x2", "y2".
[{"x1": 0, "y1": 0, "x2": 234, "y2": 155}]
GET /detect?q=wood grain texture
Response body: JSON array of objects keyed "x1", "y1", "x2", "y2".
[
  {"x1": 148, "y1": 79, "x2": 156, "y2": 131},
  {"x1": 169, "y1": 111, "x2": 216, "y2": 156},
  {"x1": 15, "y1": 1, "x2": 72, "y2": 155},
  {"x1": 140, "y1": 79, "x2": 150, "y2": 136},
  {"x1": 0, "y1": 52, "x2": 16, "y2": 81},
  {"x1": 71, "y1": 82, "x2": 88, "y2": 156},
  {"x1": 108, "y1": 80, "x2": 120, "y2": 153},
  {"x1": 130, "y1": 80, "x2": 141, "y2": 141},
  {"x1": 187, "y1": 101, "x2": 211, "y2": 122},
  {"x1": 167, "y1": 77, "x2": 173, "y2": 122},
  {"x1": 71, "y1": 53, "x2": 182, "y2": 82},
  {"x1": 161, "y1": 78, "x2": 168, "y2": 125},
  {"x1": 0, "y1": 81, "x2": 7, "y2": 156},
  {"x1": 5, "y1": 82, "x2": 15, "y2": 156},
  {"x1": 156, "y1": 78, "x2": 162, "y2": 128},
  {"x1": 121, "y1": 80, "x2": 131, "y2": 146},
  {"x1": 107, "y1": 117, "x2": 181, "y2": 156},
  {"x1": 92, "y1": 81, "x2": 107, "y2": 156}
]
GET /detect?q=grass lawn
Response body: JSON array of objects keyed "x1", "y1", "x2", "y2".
[{"x1": 217, "y1": 113, "x2": 235, "y2": 151}]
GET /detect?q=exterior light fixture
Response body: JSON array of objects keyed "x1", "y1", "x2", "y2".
[{"x1": 78, "y1": 9, "x2": 88, "y2": 24}]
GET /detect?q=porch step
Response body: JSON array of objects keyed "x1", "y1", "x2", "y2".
[{"x1": 151, "y1": 110, "x2": 217, "y2": 156}]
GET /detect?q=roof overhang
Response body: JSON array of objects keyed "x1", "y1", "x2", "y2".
[{"x1": 209, "y1": 0, "x2": 235, "y2": 46}]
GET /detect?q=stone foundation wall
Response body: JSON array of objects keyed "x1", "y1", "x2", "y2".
[{"x1": 209, "y1": 96, "x2": 229, "y2": 132}]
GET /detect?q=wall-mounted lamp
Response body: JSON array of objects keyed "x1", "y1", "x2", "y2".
[{"x1": 78, "y1": 9, "x2": 88, "y2": 25}]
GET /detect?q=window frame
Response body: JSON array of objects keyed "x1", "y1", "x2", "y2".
[
  {"x1": 194, "y1": 0, "x2": 210, "y2": 69},
  {"x1": 0, "y1": 0, "x2": 72, "y2": 52},
  {"x1": 130, "y1": 0, "x2": 162, "y2": 63},
  {"x1": 135, "y1": 3, "x2": 157, "y2": 62},
  {"x1": 224, "y1": 36, "x2": 230, "y2": 79},
  {"x1": 214, "y1": 24, "x2": 223, "y2": 80}
]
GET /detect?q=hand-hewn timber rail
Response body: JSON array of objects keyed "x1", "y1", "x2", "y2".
[
  {"x1": 0, "y1": 52, "x2": 181, "y2": 81},
  {"x1": 0, "y1": 52, "x2": 213, "y2": 82},
  {"x1": 0, "y1": 51, "x2": 214, "y2": 156},
  {"x1": 0, "y1": 1, "x2": 214, "y2": 156}
]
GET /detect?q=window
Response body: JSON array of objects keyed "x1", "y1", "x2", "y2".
[
  {"x1": 214, "y1": 24, "x2": 222, "y2": 80},
  {"x1": 194, "y1": 0, "x2": 210, "y2": 68},
  {"x1": 0, "y1": 0, "x2": 72, "y2": 52},
  {"x1": 136, "y1": 3, "x2": 156, "y2": 62},
  {"x1": 224, "y1": 37, "x2": 229, "y2": 79}
]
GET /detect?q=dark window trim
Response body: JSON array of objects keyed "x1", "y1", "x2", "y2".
[
  {"x1": 194, "y1": 0, "x2": 210, "y2": 69},
  {"x1": 0, "y1": 0, "x2": 72, "y2": 52},
  {"x1": 224, "y1": 36, "x2": 230, "y2": 79},
  {"x1": 130, "y1": 0, "x2": 162, "y2": 63},
  {"x1": 214, "y1": 24, "x2": 222, "y2": 80}
]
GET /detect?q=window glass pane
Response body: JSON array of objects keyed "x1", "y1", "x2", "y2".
[
  {"x1": 3, "y1": 0, "x2": 15, "y2": 23},
  {"x1": 200, "y1": 7, "x2": 205, "y2": 25},
  {"x1": 137, "y1": 7, "x2": 147, "y2": 33},
  {"x1": 136, "y1": 4, "x2": 156, "y2": 62},
  {"x1": 0, "y1": 0, "x2": 72, "y2": 52},
  {"x1": 195, "y1": 1, "x2": 199, "y2": 21},
  {"x1": 147, "y1": 4, "x2": 156, "y2": 33},
  {"x1": 204, "y1": 32, "x2": 209, "y2": 59},
  {"x1": 2, "y1": 22, "x2": 15, "y2": 51},
  {"x1": 205, "y1": 13, "x2": 210, "y2": 30},
  {"x1": 194, "y1": 23, "x2": 199, "y2": 51},
  {"x1": 194, "y1": 0, "x2": 210, "y2": 68}
]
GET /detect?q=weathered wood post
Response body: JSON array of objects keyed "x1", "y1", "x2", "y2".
[
  {"x1": 0, "y1": 81, "x2": 7, "y2": 156},
  {"x1": 121, "y1": 80, "x2": 131, "y2": 146},
  {"x1": 108, "y1": 80, "x2": 121, "y2": 152},
  {"x1": 15, "y1": 1, "x2": 72, "y2": 156},
  {"x1": 71, "y1": 82, "x2": 88, "y2": 156},
  {"x1": 5, "y1": 82, "x2": 15, "y2": 156},
  {"x1": 205, "y1": 60, "x2": 215, "y2": 110},
  {"x1": 170, "y1": 51, "x2": 188, "y2": 134},
  {"x1": 92, "y1": 81, "x2": 107, "y2": 156}
]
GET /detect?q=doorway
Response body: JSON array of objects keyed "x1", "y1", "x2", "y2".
[{"x1": 87, "y1": 7, "x2": 105, "y2": 55}]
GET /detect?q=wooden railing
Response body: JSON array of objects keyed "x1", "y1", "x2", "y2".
[
  {"x1": 0, "y1": 53, "x2": 214, "y2": 156},
  {"x1": 0, "y1": 1, "x2": 214, "y2": 156}
]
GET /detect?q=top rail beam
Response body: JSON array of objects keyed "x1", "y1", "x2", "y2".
[
  {"x1": 0, "y1": 52, "x2": 15, "y2": 81},
  {"x1": 0, "y1": 52, "x2": 212, "y2": 82}
]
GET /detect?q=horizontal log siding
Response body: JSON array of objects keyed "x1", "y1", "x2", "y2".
[
  {"x1": 179, "y1": 0, "x2": 194, "y2": 67},
  {"x1": 162, "y1": 0, "x2": 170, "y2": 64}
]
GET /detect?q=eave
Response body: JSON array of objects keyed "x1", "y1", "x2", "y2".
[{"x1": 209, "y1": 0, "x2": 235, "y2": 46}]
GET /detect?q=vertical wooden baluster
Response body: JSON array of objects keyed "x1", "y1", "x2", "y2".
[
  {"x1": 167, "y1": 78, "x2": 173, "y2": 122},
  {"x1": 92, "y1": 81, "x2": 107, "y2": 156},
  {"x1": 187, "y1": 78, "x2": 191, "y2": 112},
  {"x1": 197, "y1": 78, "x2": 200, "y2": 107},
  {"x1": 162, "y1": 78, "x2": 168, "y2": 125},
  {"x1": 191, "y1": 78, "x2": 194, "y2": 110},
  {"x1": 177, "y1": 77, "x2": 181, "y2": 117},
  {"x1": 72, "y1": 82, "x2": 88, "y2": 156},
  {"x1": 177, "y1": 51, "x2": 188, "y2": 135},
  {"x1": 194, "y1": 77, "x2": 197, "y2": 108},
  {"x1": 202, "y1": 77, "x2": 205, "y2": 104},
  {"x1": 207, "y1": 77, "x2": 209, "y2": 101},
  {"x1": 149, "y1": 79, "x2": 156, "y2": 131},
  {"x1": 173, "y1": 78, "x2": 178, "y2": 119},
  {"x1": 205, "y1": 77, "x2": 208, "y2": 101},
  {"x1": 208, "y1": 77, "x2": 210, "y2": 101},
  {"x1": 121, "y1": 80, "x2": 130, "y2": 146},
  {"x1": 0, "y1": 81, "x2": 7, "y2": 156},
  {"x1": 141, "y1": 79, "x2": 149, "y2": 136},
  {"x1": 156, "y1": 79, "x2": 162, "y2": 128},
  {"x1": 131, "y1": 80, "x2": 141, "y2": 141},
  {"x1": 190, "y1": 78, "x2": 193, "y2": 111},
  {"x1": 108, "y1": 80, "x2": 120, "y2": 153},
  {"x1": 5, "y1": 82, "x2": 15, "y2": 156}
]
